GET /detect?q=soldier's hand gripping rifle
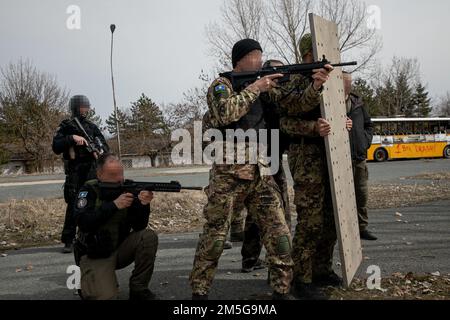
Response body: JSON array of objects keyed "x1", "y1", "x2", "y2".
[
  {"x1": 98, "y1": 180, "x2": 203, "y2": 199},
  {"x1": 72, "y1": 117, "x2": 107, "y2": 157},
  {"x1": 220, "y1": 55, "x2": 357, "y2": 91}
]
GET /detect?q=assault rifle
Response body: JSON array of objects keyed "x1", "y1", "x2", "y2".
[
  {"x1": 72, "y1": 117, "x2": 108, "y2": 157},
  {"x1": 98, "y1": 180, "x2": 203, "y2": 199},
  {"x1": 220, "y1": 55, "x2": 357, "y2": 90}
]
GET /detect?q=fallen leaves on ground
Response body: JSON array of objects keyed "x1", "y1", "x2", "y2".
[{"x1": 327, "y1": 273, "x2": 450, "y2": 300}]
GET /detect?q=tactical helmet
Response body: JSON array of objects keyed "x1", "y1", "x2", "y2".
[{"x1": 70, "y1": 95, "x2": 91, "y2": 119}]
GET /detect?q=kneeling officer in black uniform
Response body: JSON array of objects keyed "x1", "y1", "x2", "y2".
[{"x1": 73, "y1": 154, "x2": 159, "y2": 300}]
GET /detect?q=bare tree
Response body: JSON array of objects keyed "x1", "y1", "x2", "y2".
[
  {"x1": 164, "y1": 71, "x2": 210, "y2": 131},
  {"x1": 369, "y1": 56, "x2": 423, "y2": 117},
  {"x1": 264, "y1": 0, "x2": 313, "y2": 63},
  {"x1": 0, "y1": 59, "x2": 69, "y2": 172},
  {"x1": 316, "y1": 0, "x2": 382, "y2": 74},
  {"x1": 434, "y1": 92, "x2": 450, "y2": 117},
  {"x1": 388, "y1": 56, "x2": 420, "y2": 86},
  {"x1": 205, "y1": 0, "x2": 381, "y2": 71},
  {"x1": 205, "y1": 0, "x2": 265, "y2": 69}
]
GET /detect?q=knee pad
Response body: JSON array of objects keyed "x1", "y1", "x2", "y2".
[
  {"x1": 276, "y1": 235, "x2": 291, "y2": 255},
  {"x1": 208, "y1": 239, "x2": 225, "y2": 260}
]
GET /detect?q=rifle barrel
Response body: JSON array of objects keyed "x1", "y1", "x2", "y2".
[
  {"x1": 331, "y1": 61, "x2": 358, "y2": 67},
  {"x1": 181, "y1": 186, "x2": 204, "y2": 191}
]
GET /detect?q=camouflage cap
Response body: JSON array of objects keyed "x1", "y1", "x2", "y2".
[{"x1": 299, "y1": 33, "x2": 313, "y2": 58}]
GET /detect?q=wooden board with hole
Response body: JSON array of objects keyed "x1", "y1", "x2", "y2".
[{"x1": 309, "y1": 13, "x2": 362, "y2": 287}]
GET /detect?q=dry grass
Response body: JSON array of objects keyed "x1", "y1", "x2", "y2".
[
  {"x1": 1, "y1": 173, "x2": 450, "y2": 251},
  {"x1": 405, "y1": 172, "x2": 450, "y2": 181},
  {"x1": 248, "y1": 273, "x2": 450, "y2": 300},
  {"x1": 0, "y1": 198, "x2": 66, "y2": 250},
  {"x1": 0, "y1": 192, "x2": 208, "y2": 251},
  {"x1": 367, "y1": 182, "x2": 450, "y2": 209}
]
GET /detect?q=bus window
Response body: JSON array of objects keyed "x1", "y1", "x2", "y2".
[
  {"x1": 430, "y1": 122, "x2": 440, "y2": 134},
  {"x1": 405, "y1": 122, "x2": 413, "y2": 135},
  {"x1": 397, "y1": 122, "x2": 407, "y2": 135},
  {"x1": 382, "y1": 122, "x2": 390, "y2": 136},
  {"x1": 445, "y1": 121, "x2": 450, "y2": 134},
  {"x1": 423, "y1": 122, "x2": 431, "y2": 135},
  {"x1": 389, "y1": 122, "x2": 398, "y2": 135},
  {"x1": 374, "y1": 122, "x2": 382, "y2": 135},
  {"x1": 415, "y1": 122, "x2": 424, "y2": 135}
]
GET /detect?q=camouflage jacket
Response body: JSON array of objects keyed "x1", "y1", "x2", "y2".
[
  {"x1": 279, "y1": 77, "x2": 323, "y2": 140},
  {"x1": 204, "y1": 74, "x2": 322, "y2": 179}
]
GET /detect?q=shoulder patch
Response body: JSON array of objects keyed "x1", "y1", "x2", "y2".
[
  {"x1": 76, "y1": 197, "x2": 88, "y2": 209},
  {"x1": 213, "y1": 83, "x2": 230, "y2": 99},
  {"x1": 214, "y1": 84, "x2": 226, "y2": 93},
  {"x1": 78, "y1": 191, "x2": 88, "y2": 198}
]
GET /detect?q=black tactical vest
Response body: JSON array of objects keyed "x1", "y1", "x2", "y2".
[
  {"x1": 220, "y1": 75, "x2": 267, "y2": 132},
  {"x1": 77, "y1": 180, "x2": 129, "y2": 259}
]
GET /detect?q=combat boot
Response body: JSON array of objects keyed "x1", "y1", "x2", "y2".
[
  {"x1": 292, "y1": 282, "x2": 329, "y2": 300},
  {"x1": 62, "y1": 243, "x2": 73, "y2": 254},
  {"x1": 224, "y1": 240, "x2": 233, "y2": 250},
  {"x1": 313, "y1": 272, "x2": 343, "y2": 287},
  {"x1": 192, "y1": 294, "x2": 209, "y2": 300},
  {"x1": 360, "y1": 229, "x2": 378, "y2": 241},
  {"x1": 241, "y1": 259, "x2": 266, "y2": 273},
  {"x1": 129, "y1": 289, "x2": 159, "y2": 300}
]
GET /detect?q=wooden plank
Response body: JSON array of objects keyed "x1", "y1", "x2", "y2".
[{"x1": 309, "y1": 13, "x2": 362, "y2": 287}]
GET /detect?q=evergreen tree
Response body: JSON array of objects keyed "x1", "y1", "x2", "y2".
[
  {"x1": 86, "y1": 108, "x2": 103, "y2": 129},
  {"x1": 353, "y1": 78, "x2": 378, "y2": 116},
  {"x1": 374, "y1": 79, "x2": 396, "y2": 117},
  {"x1": 129, "y1": 94, "x2": 167, "y2": 135},
  {"x1": 395, "y1": 71, "x2": 414, "y2": 116},
  {"x1": 106, "y1": 109, "x2": 129, "y2": 136},
  {"x1": 412, "y1": 82, "x2": 431, "y2": 117}
]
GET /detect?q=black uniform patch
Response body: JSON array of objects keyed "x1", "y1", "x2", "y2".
[{"x1": 77, "y1": 197, "x2": 88, "y2": 209}]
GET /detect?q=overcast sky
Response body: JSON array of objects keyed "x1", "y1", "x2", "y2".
[{"x1": 1, "y1": 0, "x2": 449, "y2": 121}]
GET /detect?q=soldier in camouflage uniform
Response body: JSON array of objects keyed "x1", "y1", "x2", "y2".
[
  {"x1": 281, "y1": 34, "x2": 352, "y2": 299},
  {"x1": 235, "y1": 60, "x2": 293, "y2": 274},
  {"x1": 190, "y1": 39, "x2": 331, "y2": 300}
]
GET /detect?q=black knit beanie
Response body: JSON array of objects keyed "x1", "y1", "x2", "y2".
[{"x1": 232, "y1": 39, "x2": 263, "y2": 68}]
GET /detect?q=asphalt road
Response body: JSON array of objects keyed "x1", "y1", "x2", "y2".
[
  {"x1": 0, "y1": 200, "x2": 449, "y2": 300},
  {"x1": 1, "y1": 159, "x2": 449, "y2": 202}
]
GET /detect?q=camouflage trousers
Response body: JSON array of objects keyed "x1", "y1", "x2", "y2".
[
  {"x1": 289, "y1": 143, "x2": 337, "y2": 285},
  {"x1": 231, "y1": 164, "x2": 291, "y2": 230},
  {"x1": 190, "y1": 164, "x2": 293, "y2": 295},
  {"x1": 230, "y1": 165, "x2": 292, "y2": 265}
]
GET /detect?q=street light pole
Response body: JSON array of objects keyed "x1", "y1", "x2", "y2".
[{"x1": 110, "y1": 24, "x2": 122, "y2": 159}]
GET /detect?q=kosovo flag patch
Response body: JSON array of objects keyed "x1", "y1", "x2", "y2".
[
  {"x1": 214, "y1": 84, "x2": 226, "y2": 94},
  {"x1": 214, "y1": 84, "x2": 229, "y2": 99}
]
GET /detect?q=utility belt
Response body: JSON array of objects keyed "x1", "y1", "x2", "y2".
[{"x1": 74, "y1": 230, "x2": 115, "y2": 264}]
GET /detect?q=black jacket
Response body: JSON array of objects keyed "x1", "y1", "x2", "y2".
[
  {"x1": 52, "y1": 118, "x2": 108, "y2": 162},
  {"x1": 73, "y1": 180, "x2": 150, "y2": 258},
  {"x1": 347, "y1": 93, "x2": 374, "y2": 161}
]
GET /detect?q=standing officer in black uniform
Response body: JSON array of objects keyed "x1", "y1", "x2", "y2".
[{"x1": 52, "y1": 95, "x2": 109, "y2": 253}]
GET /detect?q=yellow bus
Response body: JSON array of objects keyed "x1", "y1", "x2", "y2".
[{"x1": 367, "y1": 118, "x2": 450, "y2": 162}]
